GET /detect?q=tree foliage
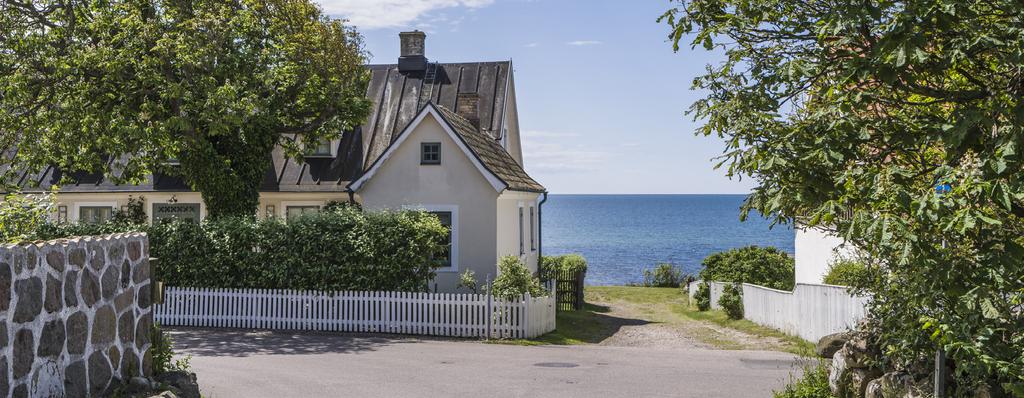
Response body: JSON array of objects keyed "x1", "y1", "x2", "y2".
[
  {"x1": 663, "y1": 0, "x2": 1024, "y2": 392},
  {"x1": 0, "y1": 0, "x2": 371, "y2": 217},
  {"x1": 699, "y1": 246, "x2": 795, "y2": 290}
]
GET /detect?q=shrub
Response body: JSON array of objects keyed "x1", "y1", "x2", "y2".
[
  {"x1": 699, "y1": 246, "x2": 795, "y2": 290},
  {"x1": 492, "y1": 256, "x2": 547, "y2": 300},
  {"x1": 719, "y1": 283, "x2": 744, "y2": 319},
  {"x1": 540, "y1": 253, "x2": 587, "y2": 276},
  {"x1": 33, "y1": 206, "x2": 448, "y2": 292},
  {"x1": 773, "y1": 361, "x2": 835, "y2": 398},
  {"x1": 694, "y1": 281, "x2": 711, "y2": 311},
  {"x1": 642, "y1": 263, "x2": 688, "y2": 287},
  {"x1": 0, "y1": 191, "x2": 55, "y2": 242},
  {"x1": 823, "y1": 260, "x2": 870, "y2": 287},
  {"x1": 457, "y1": 270, "x2": 478, "y2": 293},
  {"x1": 151, "y1": 323, "x2": 191, "y2": 375}
]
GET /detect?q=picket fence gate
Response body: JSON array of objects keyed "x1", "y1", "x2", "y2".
[{"x1": 154, "y1": 286, "x2": 557, "y2": 339}]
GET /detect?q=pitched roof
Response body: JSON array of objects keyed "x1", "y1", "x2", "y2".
[
  {"x1": 9, "y1": 61, "x2": 538, "y2": 193},
  {"x1": 432, "y1": 105, "x2": 544, "y2": 193}
]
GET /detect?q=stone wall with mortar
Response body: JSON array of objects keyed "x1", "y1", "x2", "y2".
[{"x1": 1, "y1": 233, "x2": 153, "y2": 397}]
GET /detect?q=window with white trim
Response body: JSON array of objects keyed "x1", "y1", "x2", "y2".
[
  {"x1": 304, "y1": 138, "x2": 334, "y2": 157},
  {"x1": 530, "y1": 206, "x2": 536, "y2": 251},
  {"x1": 431, "y1": 211, "x2": 453, "y2": 267},
  {"x1": 80, "y1": 206, "x2": 113, "y2": 224},
  {"x1": 518, "y1": 206, "x2": 525, "y2": 255},
  {"x1": 285, "y1": 205, "x2": 320, "y2": 220}
]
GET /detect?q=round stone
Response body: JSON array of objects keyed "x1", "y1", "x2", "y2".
[
  {"x1": 65, "y1": 312, "x2": 89, "y2": 355},
  {"x1": 37, "y1": 319, "x2": 66, "y2": 358},
  {"x1": 92, "y1": 305, "x2": 117, "y2": 345},
  {"x1": 43, "y1": 274, "x2": 62, "y2": 314},
  {"x1": 13, "y1": 277, "x2": 43, "y2": 323}
]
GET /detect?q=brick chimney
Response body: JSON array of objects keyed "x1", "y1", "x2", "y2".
[
  {"x1": 456, "y1": 93, "x2": 481, "y2": 129},
  {"x1": 398, "y1": 31, "x2": 427, "y2": 73}
]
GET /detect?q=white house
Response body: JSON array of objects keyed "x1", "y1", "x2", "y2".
[
  {"x1": 12, "y1": 31, "x2": 546, "y2": 292},
  {"x1": 794, "y1": 226, "x2": 858, "y2": 284}
]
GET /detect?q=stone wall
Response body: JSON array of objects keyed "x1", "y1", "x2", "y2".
[{"x1": 1, "y1": 233, "x2": 153, "y2": 397}]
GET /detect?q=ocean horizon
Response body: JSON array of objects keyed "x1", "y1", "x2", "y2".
[{"x1": 541, "y1": 194, "x2": 795, "y2": 286}]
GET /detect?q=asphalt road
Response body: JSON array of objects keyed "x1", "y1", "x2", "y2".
[{"x1": 169, "y1": 328, "x2": 805, "y2": 398}]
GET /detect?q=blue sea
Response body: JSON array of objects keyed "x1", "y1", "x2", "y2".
[{"x1": 541, "y1": 194, "x2": 794, "y2": 285}]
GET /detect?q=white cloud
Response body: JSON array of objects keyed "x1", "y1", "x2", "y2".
[
  {"x1": 524, "y1": 43, "x2": 540, "y2": 48},
  {"x1": 316, "y1": 0, "x2": 494, "y2": 29},
  {"x1": 566, "y1": 40, "x2": 602, "y2": 46},
  {"x1": 522, "y1": 140, "x2": 609, "y2": 174},
  {"x1": 522, "y1": 130, "x2": 580, "y2": 138}
]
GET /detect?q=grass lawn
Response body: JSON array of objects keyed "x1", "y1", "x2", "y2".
[{"x1": 495, "y1": 286, "x2": 814, "y2": 355}]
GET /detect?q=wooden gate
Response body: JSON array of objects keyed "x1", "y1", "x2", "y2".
[{"x1": 542, "y1": 269, "x2": 585, "y2": 311}]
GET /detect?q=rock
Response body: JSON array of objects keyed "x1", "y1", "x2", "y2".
[
  {"x1": 92, "y1": 305, "x2": 116, "y2": 345},
  {"x1": 155, "y1": 371, "x2": 200, "y2": 398},
  {"x1": 66, "y1": 311, "x2": 89, "y2": 355},
  {"x1": 64, "y1": 270, "x2": 79, "y2": 308},
  {"x1": 864, "y1": 372, "x2": 928, "y2": 398},
  {"x1": 151, "y1": 391, "x2": 179, "y2": 398},
  {"x1": 45, "y1": 250, "x2": 65, "y2": 272},
  {"x1": 37, "y1": 319, "x2": 66, "y2": 358},
  {"x1": 43, "y1": 273, "x2": 62, "y2": 314},
  {"x1": 119, "y1": 311, "x2": 136, "y2": 345},
  {"x1": 133, "y1": 258, "x2": 150, "y2": 284},
  {"x1": 30, "y1": 359, "x2": 63, "y2": 397},
  {"x1": 138, "y1": 283, "x2": 152, "y2": 309},
  {"x1": 120, "y1": 347, "x2": 139, "y2": 379},
  {"x1": 1, "y1": 323, "x2": 7, "y2": 349},
  {"x1": 89, "y1": 244, "x2": 106, "y2": 271},
  {"x1": 80, "y1": 270, "x2": 101, "y2": 307},
  {"x1": 12, "y1": 329, "x2": 34, "y2": 379},
  {"x1": 13, "y1": 277, "x2": 43, "y2": 323},
  {"x1": 816, "y1": 332, "x2": 850, "y2": 358},
  {"x1": 115, "y1": 287, "x2": 136, "y2": 313},
  {"x1": 101, "y1": 265, "x2": 120, "y2": 300},
  {"x1": 68, "y1": 247, "x2": 87, "y2": 269},
  {"x1": 829, "y1": 345, "x2": 874, "y2": 396},
  {"x1": 108, "y1": 346, "x2": 121, "y2": 373},
  {"x1": 136, "y1": 313, "x2": 153, "y2": 349},
  {"x1": 121, "y1": 259, "x2": 132, "y2": 288},
  {"x1": 88, "y1": 351, "x2": 113, "y2": 396},
  {"x1": 1, "y1": 357, "x2": 8, "y2": 398},
  {"x1": 0, "y1": 262, "x2": 10, "y2": 312},
  {"x1": 108, "y1": 241, "x2": 126, "y2": 265},
  {"x1": 128, "y1": 241, "x2": 142, "y2": 262},
  {"x1": 63, "y1": 360, "x2": 88, "y2": 398},
  {"x1": 127, "y1": 376, "x2": 151, "y2": 393},
  {"x1": 12, "y1": 383, "x2": 27, "y2": 398}
]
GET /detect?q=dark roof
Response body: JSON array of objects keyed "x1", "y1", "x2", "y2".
[
  {"x1": 12, "y1": 61, "x2": 539, "y2": 193},
  {"x1": 432, "y1": 105, "x2": 544, "y2": 193}
]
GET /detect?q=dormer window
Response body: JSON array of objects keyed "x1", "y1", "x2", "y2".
[
  {"x1": 304, "y1": 138, "x2": 335, "y2": 157},
  {"x1": 421, "y1": 142, "x2": 441, "y2": 165}
]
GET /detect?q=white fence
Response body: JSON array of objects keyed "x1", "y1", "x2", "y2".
[
  {"x1": 689, "y1": 281, "x2": 870, "y2": 342},
  {"x1": 155, "y1": 286, "x2": 557, "y2": 339}
]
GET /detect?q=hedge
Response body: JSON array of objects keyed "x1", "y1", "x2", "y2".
[
  {"x1": 540, "y1": 253, "x2": 587, "y2": 275},
  {"x1": 32, "y1": 207, "x2": 448, "y2": 292},
  {"x1": 699, "y1": 245, "x2": 795, "y2": 291}
]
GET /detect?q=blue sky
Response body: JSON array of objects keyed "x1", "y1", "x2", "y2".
[{"x1": 317, "y1": 0, "x2": 750, "y2": 194}]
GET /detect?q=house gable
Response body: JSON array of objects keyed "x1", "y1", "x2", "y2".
[{"x1": 348, "y1": 105, "x2": 507, "y2": 194}]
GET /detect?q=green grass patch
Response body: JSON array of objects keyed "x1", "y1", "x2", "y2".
[{"x1": 673, "y1": 297, "x2": 815, "y2": 355}]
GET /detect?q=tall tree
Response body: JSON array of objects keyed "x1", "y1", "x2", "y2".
[
  {"x1": 0, "y1": 0, "x2": 371, "y2": 217},
  {"x1": 662, "y1": 0, "x2": 1024, "y2": 393}
]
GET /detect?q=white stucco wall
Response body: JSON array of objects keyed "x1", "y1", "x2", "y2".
[
  {"x1": 496, "y1": 191, "x2": 541, "y2": 274},
  {"x1": 357, "y1": 115, "x2": 501, "y2": 292},
  {"x1": 794, "y1": 227, "x2": 857, "y2": 284}
]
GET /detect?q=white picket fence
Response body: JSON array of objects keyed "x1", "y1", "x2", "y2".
[
  {"x1": 689, "y1": 281, "x2": 871, "y2": 342},
  {"x1": 154, "y1": 286, "x2": 557, "y2": 339}
]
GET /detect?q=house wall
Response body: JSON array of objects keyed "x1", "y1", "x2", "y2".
[
  {"x1": 794, "y1": 226, "x2": 857, "y2": 284},
  {"x1": 496, "y1": 191, "x2": 541, "y2": 274},
  {"x1": 357, "y1": 116, "x2": 500, "y2": 293},
  {"x1": 40, "y1": 191, "x2": 350, "y2": 223}
]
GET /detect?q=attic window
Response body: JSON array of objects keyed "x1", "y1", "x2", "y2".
[
  {"x1": 305, "y1": 138, "x2": 334, "y2": 157},
  {"x1": 421, "y1": 142, "x2": 441, "y2": 165}
]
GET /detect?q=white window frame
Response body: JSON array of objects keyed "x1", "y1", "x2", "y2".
[
  {"x1": 404, "y1": 204, "x2": 459, "y2": 273},
  {"x1": 72, "y1": 201, "x2": 118, "y2": 223},
  {"x1": 303, "y1": 137, "x2": 338, "y2": 158},
  {"x1": 280, "y1": 201, "x2": 325, "y2": 219},
  {"x1": 518, "y1": 202, "x2": 525, "y2": 256},
  {"x1": 530, "y1": 205, "x2": 536, "y2": 252}
]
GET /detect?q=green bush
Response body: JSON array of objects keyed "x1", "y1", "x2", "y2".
[
  {"x1": 773, "y1": 361, "x2": 835, "y2": 398},
  {"x1": 0, "y1": 191, "x2": 55, "y2": 242},
  {"x1": 694, "y1": 281, "x2": 711, "y2": 311},
  {"x1": 699, "y1": 246, "x2": 795, "y2": 290},
  {"x1": 642, "y1": 263, "x2": 689, "y2": 287},
  {"x1": 540, "y1": 253, "x2": 587, "y2": 275},
  {"x1": 719, "y1": 283, "x2": 744, "y2": 320},
  {"x1": 34, "y1": 206, "x2": 448, "y2": 292},
  {"x1": 492, "y1": 256, "x2": 547, "y2": 300},
  {"x1": 823, "y1": 260, "x2": 870, "y2": 287}
]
